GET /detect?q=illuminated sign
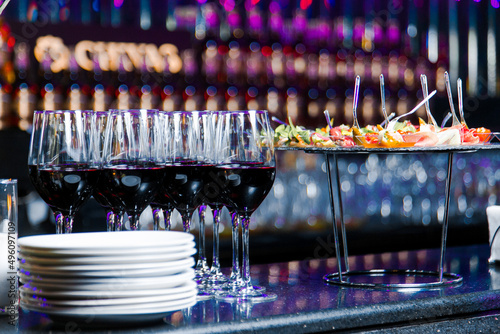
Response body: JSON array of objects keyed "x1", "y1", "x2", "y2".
[{"x1": 34, "y1": 35, "x2": 183, "y2": 73}]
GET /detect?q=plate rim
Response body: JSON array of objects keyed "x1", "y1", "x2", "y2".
[
  {"x1": 21, "y1": 289, "x2": 197, "y2": 307},
  {"x1": 20, "y1": 280, "x2": 197, "y2": 299},
  {"x1": 19, "y1": 248, "x2": 196, "y2": 268},
  {"x1": 20, "y1": 295, "x2": 197, "y2": 315},
  {"x1": 20, "y1": 269, "x2": 195, "y2": 290},
  {"x1": 18, "y1": 241, "x2": 196, "y2": 258},
  {"x1": 19, "y1": 231, "x2": 194, "y2": 250}
]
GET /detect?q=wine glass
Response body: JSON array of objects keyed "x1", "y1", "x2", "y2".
[
  {"x1": 203, "y1": 110, "x2": 231, "y2": 288},
  {"x1": 161, "y1": 111, "x2": 210, "y2": 230},
  {"x1": 216, "y1": 110, "x2": 277, "y2": 302},
  {"x1": 86, "y1": 111, "x2": 125, "y2": 231},
  {"x1": 160, "y1": 111, "x2": 214, "y2": 297},
  {"x1": 150, "y1": 110, "x2": 175, "y2": 231},
  {"x1": 101, "y1": 109, "x2": 163, "y2": 230},
  {"x1": 28, "y1": 110, "x2": 98, "y2": 234}
]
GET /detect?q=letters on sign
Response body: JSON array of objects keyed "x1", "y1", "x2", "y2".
[{"x1": 34, "y1": 35, "x2": 183, "y2": 74}]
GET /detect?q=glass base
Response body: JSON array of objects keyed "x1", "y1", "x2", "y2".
[
  {"x1": 214, "y1": 277, "x2": 255, "y2": 293},
  {"x1": 206, "y1": 269, "x2": 229, "y2": 287},
  {"x1": 196, "y1": 290, "x2": 213, "y2": 301},
  {"x1": 194, "y1": 264, "x2": 211, "y2": 282},
  {"x1": 323, "y1": 269, "x2": 463, "y2": 289},
  {"x1": 215, "y1": 285, "x2": 276, "y2": 302}
]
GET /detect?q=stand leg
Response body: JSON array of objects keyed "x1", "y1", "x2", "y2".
[
  {"x1": 325, "y1": 154, "x2": 344, "y2": 281},
  {"x1": 334, "y1": 154, "x2": 350, "y2": 272},
  {"x1": 439, "y1": 152, "x2": 454, "y2": 282}
]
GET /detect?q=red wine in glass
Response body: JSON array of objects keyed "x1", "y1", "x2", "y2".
[
  {"x1": 219, "y1": 164, "x2": 276, "y2": 215},
  {"x1": 162, "y1": 162, "x2": 214, "y2": 231},
  {"x1": 92, "y1": 170, "x2": 127, "y2": 231},
  {"x1": 98, "y1": 164, "x2": 163, "y2": 230},
  {"x1": 28, "y1": 164, "x2": 99, "y2": 219}
]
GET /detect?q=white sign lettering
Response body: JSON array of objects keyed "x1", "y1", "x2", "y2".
[{"x1": 34, "y1": 35, "x2": 183, "y2": 74}]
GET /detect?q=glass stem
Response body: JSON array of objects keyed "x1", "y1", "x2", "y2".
[
  {"x1": 241, "y1": 215, "x2": 251, "y2": 289},
  {"x1": 54, "y1": 212, "x2": 64, "y2": 234},
  {"x1": 115, "y1": 212, "x2": 123, "y2": 231},
  {"x1": 164, "y1": 205, "x2": 173, "y2": 231},
  {"x1": 129, "y1": 213, "x2": 140, "y2": 230},
  {"x1": 152, "y1": 206, "x2": 162, "y2": 231},
  {"x1": 211, "y1": 206, "x2": 222, "y2": 274},
  {"x1": 106, "y1": 211, "x2": 115, "y2": 232},
  {"x1": 64, "y1": 215, "x2": 74, "y2": 234},
  {"x1": 230, "y1": 211, "x2": 241, "y2": 283},
  {"x1": 182, "y1": 212, "x2": 191, "y2": 233},
  {"x1": 197, "y1": 205, "x2": 207, "y2": 268}
]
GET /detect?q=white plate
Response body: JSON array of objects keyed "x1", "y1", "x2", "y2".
[
  {"x1": 19, "y1": 248, "x2": 196, "y2": 268},
  {"x1": 20, "y1": 296, "x2": 197, "y2": 326},
  {"x1": 19, "y1": 231, "x2": 194, "y2": 251},
  {"x1": 20, "y1": 269, "x2": 195, "y2": 291},
  {"x1": 21, "y1": 289, "x2": 197, "y2": 307},
  {"x1": 21, "y1": 295, "x2": 197, "y2": 313},
  {"x1": 19, "y1": 258, "x2": 194, "y2": 284},
  {"x1": 18, "y1": 242, "x2": 196, "y2": 260},
  {"x1": 19, "y1": 248, "x2": 195, "y2": 273},
  {"x1": 19, "y1": 243, "x2": 195, "y2": 258},
  {"x1": 19, "y1": 260, "x2": 195, "y2": 278},
  {"x1": 20, "y1": 280, "x2": 197, "y2": 299}
]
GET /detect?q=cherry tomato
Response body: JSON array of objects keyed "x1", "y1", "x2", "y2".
[{"x1": 473, "y1": 127, "x2": 491, "y2": 143}]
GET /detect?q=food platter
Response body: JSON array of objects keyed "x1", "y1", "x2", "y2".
[{"x1": 271, "y1": 72, "x2": 500, "y2": 288}]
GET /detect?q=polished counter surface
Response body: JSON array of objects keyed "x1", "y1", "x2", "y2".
[{"x1": 3, "y1": 244, "x2": 500, "y2": 333}]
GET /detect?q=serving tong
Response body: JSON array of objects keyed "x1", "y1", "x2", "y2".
[
  {"x1": 420, "y1": 74, "x2": 440, "y2": 129},
  {"x1": 352, "y1": 75, "x2": 361, "y2": 129},
  {"x1": 444, "y1": 71, "x2": 462, "y2": 127},
  {"x1": 457, "y1": 78, "x2": 466, "y2": 125},
  {"x1": 379, "y1": 74, "x2": 390, "y2": 129}
]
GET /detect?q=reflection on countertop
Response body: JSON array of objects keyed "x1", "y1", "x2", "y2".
[{"x1": 9, "y1": 244, "x2": 500, "y2": 333}]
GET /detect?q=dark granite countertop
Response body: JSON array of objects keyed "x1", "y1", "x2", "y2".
[{"x1": 3, "y1": 244, "x2": 500, "y2": 333}]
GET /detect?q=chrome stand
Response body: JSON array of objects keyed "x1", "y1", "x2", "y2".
[{"x1": 323, "y1": 152, "x2": 463, "y2": 289}]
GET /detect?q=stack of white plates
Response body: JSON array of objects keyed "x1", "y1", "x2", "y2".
[{"x1": 18, "y1": 231, "x2": 197, "y2": 325}]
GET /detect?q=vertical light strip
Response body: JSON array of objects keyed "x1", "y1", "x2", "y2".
[
  {"x1": 50, "y1": 0, "x2": 59, "y2": 23},
  {"x1": 468, "y1": 0, "x2": 478, "y2": 95},
  {"x1": 487, "y1": 5, "x2": 497, "y2": 96},
  {"x1": 140, "y1": 0, "x2": 152, "y2": 30},
  {"x1": 111, "y1": 2, "x2": 121, "y2": 27},
  {"x1": 18, "y1": 0, "x2": 27, "y2": 22},
  {"x1": 166, "y1": 0, "x2": 177, "y2": 31},
  {"x1": 428, "y1": 0, "x2": 439, "y2": 63},
  {"x1": 449, "y1": 0, "x2": 459, "y2": 84},
  {"x1": 195, "y1": 5, "x2": 206, "y2": 40},
  {"x1": 364, "y1": 0, "x2": 374, "y2": 52},
  {"x1": 82, "y1": 0, "x2": 91, "y2": 24},
  {"x1": 407, "y1": 0, "x2": 418, "y2": 57},
  {"x1": 342, "y1": 0, "x2": 352, "y2": 49}
]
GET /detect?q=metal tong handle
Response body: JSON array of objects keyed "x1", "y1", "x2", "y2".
[
  {"x1": 324, "y1": 110, "x2": 332, "y2": 129},
  {"x1": 444, "y1": 71, "x2": 461, "y2": 126},
  {"x1": 420, "y1": 74, "x2": 439, "y2": 129},
  {"x1": 457, "y1": 78, "x2": 466, "y2": 125},
  {"x1": 352, "y1": 75, "x2": 361, "y2": 129},
  {"x1": 380, "y1": 74, "x2": 389, "y2": 129}
]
